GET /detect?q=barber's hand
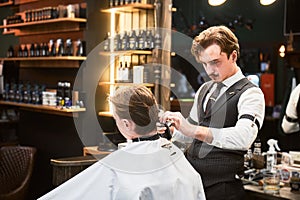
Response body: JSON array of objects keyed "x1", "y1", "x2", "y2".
[{"x1": 160, "y1": 111, "x2": 197, "y2": 138}]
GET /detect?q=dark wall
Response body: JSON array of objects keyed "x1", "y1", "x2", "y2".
[
  {"x1": 173, "y1": 0, "x2": 285, "y2": 44},
  {"x1": 172, "y1": 0, "x2": 288, "y2": 104},
  {"x1": 0, "y1": 6, "x2": 18, "y2": 57}
]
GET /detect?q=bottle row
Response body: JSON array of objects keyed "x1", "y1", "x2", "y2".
[
  {"x1": 2, "y1": 82, "x2": 46, "y2": 105},
  {"x1": 4, "y1": 3, "x2": 86, "y2": 25},
  {"x1": 6, "y1": 39, "x2": 86, "y2": 58},
  {"x1": 108, "y1": 0, "x2": 154, "y2": 7},
  {"x1": 104, "y1": 29, "x2": 161, "y2": 51},
  {"x1": 1, "y1": 81, "x2": 82, "y2": 108}
]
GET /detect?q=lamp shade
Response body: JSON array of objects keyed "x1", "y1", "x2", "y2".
[{"x1": 208, "y1": 0, "x2": 227, "y2": 6}]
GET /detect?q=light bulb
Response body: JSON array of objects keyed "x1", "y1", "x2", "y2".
[
  {"x1": 279, "y1": 45, "x2": 285, "y2": 53},
  {"x1": 260, "y1": 0, "x2": 276, "y2": 6},
  {"x1": 208, "y1": 0, "x2": 227, "y2": 6}
]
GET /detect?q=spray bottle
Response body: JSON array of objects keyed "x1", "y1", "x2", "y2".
[{"x1": 263, "y1": 139, "x2": 280, "y2": 173}]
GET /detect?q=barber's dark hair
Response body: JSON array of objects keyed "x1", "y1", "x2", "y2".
[
  {"x1": 110, "y1": 86, "x2": 159, "y2": 135},
  {"x1": 191, "y1": 25, "x2": 240, "y2": 62}
]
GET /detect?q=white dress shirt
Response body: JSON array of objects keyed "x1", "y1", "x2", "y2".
[
  {"x1": 281, "y1": 84, "x2": 300, "y2": 133},
  {"x1": 38, "y1": 138, "x2": 206, "y2": 200},
  {"x1": 173, "y1": 68, "x2": 265, "y2": 151}
]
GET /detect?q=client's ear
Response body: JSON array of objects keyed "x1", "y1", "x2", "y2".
[{"x1": 121, "y1": 119, "x2": 134, "y2": 131}]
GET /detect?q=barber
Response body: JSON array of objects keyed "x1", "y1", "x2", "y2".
[{"x1": 161, "y1": 25, "x2": 265, "y2": 200}]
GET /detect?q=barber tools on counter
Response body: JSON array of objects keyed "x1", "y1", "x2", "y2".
[{"x1": 241, "y1": 138, "x2": 300, "y2": 193}]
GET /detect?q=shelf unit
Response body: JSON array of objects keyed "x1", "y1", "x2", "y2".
[
  {"x1": 0, "y1": 0, "x2": 87, "y2": 112},
  {"x1": 98, "y1": 1, "x2": 172, "y2": 114}
]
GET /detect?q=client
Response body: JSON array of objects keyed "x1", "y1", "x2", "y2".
[{"x1": 38, "y1": 85, "x2": 205, "y2": 200}]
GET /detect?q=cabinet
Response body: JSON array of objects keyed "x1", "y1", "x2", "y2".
[
  {"x1": 0, "y1": 1, "x2": 88, "y2": 198},
  {"x1": 0, "y1": 0, "x2": 87, "y2": 116},
  {"x1": 98, "y1": 0, "x2": 172, "y2": 114}
]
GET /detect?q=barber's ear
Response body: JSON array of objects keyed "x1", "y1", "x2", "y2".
[{"x1": 231, "y1": 50, "x2": 237, "y2": 61}]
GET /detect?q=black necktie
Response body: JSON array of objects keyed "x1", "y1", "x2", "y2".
[{"x1": 205, "y1": 82, "x2": 223, "y2": 115}]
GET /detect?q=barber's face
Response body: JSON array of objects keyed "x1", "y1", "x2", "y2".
[{"x1": 198, "y1": 44, "x2": 237, "y2": 82}]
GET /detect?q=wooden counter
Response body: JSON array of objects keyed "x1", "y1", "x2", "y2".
[{"x1": 244, "y1": 184, "x2": 300, "y2": 200}]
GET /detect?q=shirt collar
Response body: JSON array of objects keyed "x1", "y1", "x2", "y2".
[{"x1": 222, "y1": 67, "x2": 245, "y2": 88}]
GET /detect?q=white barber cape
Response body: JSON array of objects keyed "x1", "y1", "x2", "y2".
[{"x1": 38, "y1": 138, "x2": 205, "y2": 200}]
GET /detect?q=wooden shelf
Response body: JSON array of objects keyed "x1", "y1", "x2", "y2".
[
  {"x1": 0, "y1": 18, "x2": 87, "y2": 29},
  {"x1": 1, "y1": 56, "x2": 86, "y2": 68},
  {"x1": 0, "y1": 18, "x2": 86, "y2": 36},
  {"x1": 98, "y1": 111, "x2": 112, "y2": 117},
  {"x1": 99, "y1": 82, "x2": 155, "y2": 87},
  {"x1": 101, "y1": 3, "x2": 154, "y2": 13},
  {"x1": 99, "y1": 50, "x2": 152, "y2": 56},
  {"x1": 0, "y1": 101, "x2": 86, "y2": 117},
  {"x1": 0, "y1": 1, "x2": 13, "y2": 7},
  {"x1": 2, "y1": 56, "x2": 86, "y2": 61},
  {"x1": 14, "y1": 0, "x2": 37, "y2": 5}
]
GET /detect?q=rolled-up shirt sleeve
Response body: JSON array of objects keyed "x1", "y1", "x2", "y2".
[
  {"x1": 210, "y1": 87, "x2": 265, "y2": 150},
  {"x1": 281, "y1": 84, "x2": 300, "y2": 133}
]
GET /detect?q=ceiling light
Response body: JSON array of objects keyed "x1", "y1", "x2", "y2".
[
  {"x1": 260, "y1": 0, "x2": 276, "y2": 6},
  {"x1": 208, "y1": 0, "x2": 227, "y2": 6}
]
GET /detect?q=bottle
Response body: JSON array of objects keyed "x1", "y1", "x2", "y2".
[
  {"x1": 154, "y1": 31, "x2": 162, "y2": 49},
  {"x1": 23, "y1": 44, "x2": 28, "y2": 57},
  {"x1": 138, "y1": 29, "x2": 146, "y2": 50},
  {"x1": 121, "y1": 31, "x2": 129, "y2": 50},
  {"x1": 35, "y1": 43, "x2": 40, "y2": 57},
  {"x1": 40, "y1": 43, "x2": 47, "y2": 57},
  {"x1": 29, "y1": 43, "x2": 35, "y2": 57},
  {"x1": 56, "y1": 39, "x2": 64, "y2": 56},
  {"x1": 64, "y1": 82, "x2": 71, "y2": 107},
  {"x1": 123, "y1": 61, "x2": 129, "y2": 82},
  {"x1": 7, "y1": 45, "x2": 14, "y2": 57},
  {"x1": 3, "y1": 83, "x2": 10, "y2": 101},
  {"x1": 49, "y1": 39, "x2": 56, "y2": 56},
  {"x1": 113, "y1": 33, "x2": 121, "y2": 51},
  {"x1": 146, "y1": 29, "x2": 154, "y2": 50},
  {"x1": 129, "y1": 30, "x2": 138, "y2": 50},
  {"x1": 65, "y1": 39, "x2": 73, "y2": 56},
  {"x1": 75, "y1": 39, "x2": 85, "y2": 56},
  {"x1": 263, "y1": 139, "x2": 281, "y2": 173},
  {"x1": 15, "y1": 83, "x2": 23, "y2": 102},
  {"x1": 103, "y1": 32, "x2": 110, "y2": 51},
  {"x1": 117, "y1": 62, "x2": 123, "y2": 81},
  {"x1": 244, "y1": 148, "x2": 253, "y2": 169},
  {"x1": 64, "y1": 82, "x2": 71, "y2": 99},
  {"x1": 56, "y1": 81, "x2": 64, "y2": 106},
  {"x1": 253, "y1": 137, "x2": 262, "y2": 155},
  {"x1": 18, "y1": 45, "x2": 23, "y2": 57}
]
